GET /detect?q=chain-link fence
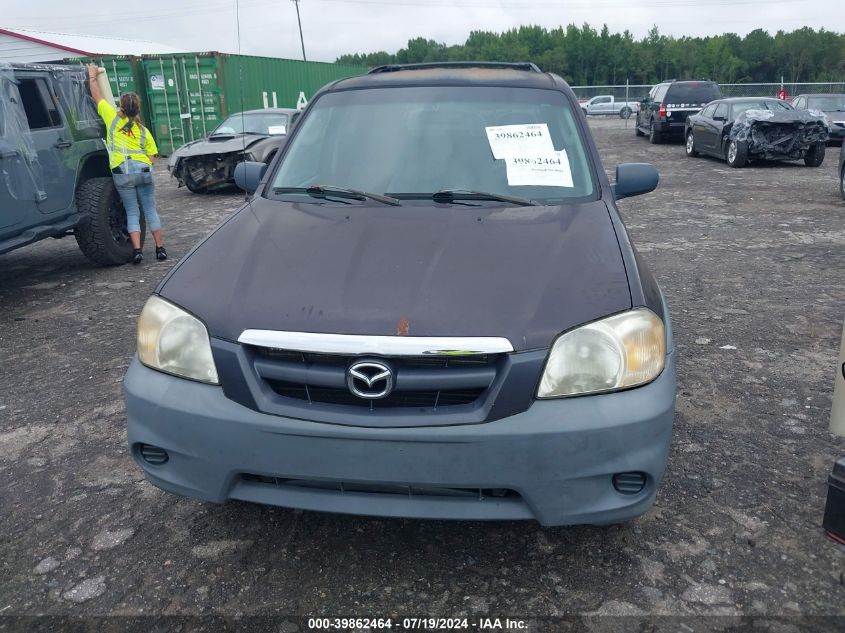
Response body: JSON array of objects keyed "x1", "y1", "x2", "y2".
[{"x1": 571, "y1": 83, "x2": 845, "y2": 101}]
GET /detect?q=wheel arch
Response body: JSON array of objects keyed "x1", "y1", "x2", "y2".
[{"x1": 75, "y1": 152, "x2": 111, "y2": 189}]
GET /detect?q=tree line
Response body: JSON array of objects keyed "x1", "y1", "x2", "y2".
[{"x1": 336, "y1": 25, "x2": 845, "y2": 85}]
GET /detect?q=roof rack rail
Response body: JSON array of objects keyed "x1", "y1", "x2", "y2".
[{"x1": 368, "y1": 61, "x2": 543, "y2": 74}]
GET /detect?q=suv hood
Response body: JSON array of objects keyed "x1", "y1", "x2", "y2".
[
  {"x1": 159, "y1": 197, "x2": 631, "y2": 351},
  {"x1": 171, "y1": 134, "x2": 272, "y2": 159}
]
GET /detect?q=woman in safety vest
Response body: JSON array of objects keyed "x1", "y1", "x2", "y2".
[{"x1": 88, "y1": 64, "x2": 166, "y2": 265}]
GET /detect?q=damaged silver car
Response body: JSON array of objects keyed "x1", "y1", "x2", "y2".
[
  {"x1": 685, "y1": 97, "x2": 829, "y2": 168},
  {"x1": 791, "y1": 93, "x2": 845, "y2": 143},
  {"x1": 168, "y1": 108, "x2": 299, "y2": 193}
]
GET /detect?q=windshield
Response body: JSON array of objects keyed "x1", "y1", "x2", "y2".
[
  {"x1": 808, "y1": 96, "x2": 845, "y2": 112},
  {"x1": 271, "y1": 86, "x2": 595, "y2": 203},
  {"x1": 212, "y1": 112, "x2": 289, "y2": 136}
]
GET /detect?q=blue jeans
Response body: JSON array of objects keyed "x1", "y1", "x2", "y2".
[{"x1": 113, "y1": 160, "x2": 162, "y2": 234}]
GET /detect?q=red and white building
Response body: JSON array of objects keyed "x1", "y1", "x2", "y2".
[{"x1": 0, "y1": 27, "x2": 183, "y2": 63}]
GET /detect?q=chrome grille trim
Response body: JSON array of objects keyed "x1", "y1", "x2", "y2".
[{"x1": 238, "y1": 330, "x2": 514, "y2": 356}]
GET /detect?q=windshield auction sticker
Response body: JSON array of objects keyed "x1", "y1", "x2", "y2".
[
  {"x1": 485, "y1": 124, "x2": 555, "y2": 159},
  {"x1": 504, "y1": 150, "x2": 574, "y2": 188}
]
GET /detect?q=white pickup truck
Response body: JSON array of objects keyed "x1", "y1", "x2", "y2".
[{"x1": 581, "y1": 95, "x2": 640, "y2": 119}]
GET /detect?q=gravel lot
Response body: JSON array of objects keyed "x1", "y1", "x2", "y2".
[{"x1": 1, "y1": 117, "x2": 844, "y2": 630}]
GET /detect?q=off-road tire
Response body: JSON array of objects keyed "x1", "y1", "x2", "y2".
[
  {"x1": 804, "y1": 141, "x2": 825, "y2": 167},
  {"x1": 726, "y1": 140, "x2": 748, "y2": 168},
  {"x1": 74, "y1": 177, "x2": 145, "y2": 266},
  {"x1": 649, "y1": 121, "x2": 662, "y2": 144},
  {"x1": 620, "y1": 106, "x2": 632, "y2": 119},
  {"x1": 685, "y1": 131, "x2": 699, "y2": 157}
]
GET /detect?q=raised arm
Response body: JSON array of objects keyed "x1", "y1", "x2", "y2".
[{"x1": 87, "y1": 64, "x2": 104, "y2": 105}]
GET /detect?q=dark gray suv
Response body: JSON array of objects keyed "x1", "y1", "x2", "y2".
[
  {"x1": 124, "y1": 62, "x2": 677, "y2": 526},
  {"x1": 0, "y1": 63, "x2": 140, "y2": 265}
]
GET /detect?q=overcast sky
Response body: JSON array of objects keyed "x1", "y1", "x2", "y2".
[{"x1": 4, "y1": 0, "x2": 843, "y2": 63}]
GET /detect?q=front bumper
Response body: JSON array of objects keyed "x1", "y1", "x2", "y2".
[
  {"x1": 125, "y1": 351, "x2": 676, "y2": 526},
  {"x1": 827, "y1": 123, "x2": 845, "y2": 141}
]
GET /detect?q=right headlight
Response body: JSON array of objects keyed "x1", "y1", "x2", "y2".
[
  {"x1": 136, "y1": 295, "x2": 219, "y2": 384},
  {"x1": 537, "y1": 309, "x2": 665, "y2": 398}
]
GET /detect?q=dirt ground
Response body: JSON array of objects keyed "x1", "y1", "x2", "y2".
[{"x1": 1, "y1": 117, "x2": 844, "y2": 632}]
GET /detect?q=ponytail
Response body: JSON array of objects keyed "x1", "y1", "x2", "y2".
[{"x1": 118, "y1": 92, "x2": 144, "y2": 133}]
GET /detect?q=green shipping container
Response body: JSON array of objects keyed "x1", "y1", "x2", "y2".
[
  {"x1": 140, "y1": 52, "x2": 368, "y2": 155},
  {"x1": 64, "y1": 55, "x2": 147, "y2": 109},
  {"x1": 65, "y1": 52, "x2": 367, "y2": 156}
]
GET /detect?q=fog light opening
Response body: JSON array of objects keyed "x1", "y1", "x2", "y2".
[
  {"x1": 138, "y1": 443, "x2": 169, "y2": 466},
  {"x1": 613, "y1": 471, "x2": 647, "y2": 495}
]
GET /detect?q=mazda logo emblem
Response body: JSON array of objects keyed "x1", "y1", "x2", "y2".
[{"x1": 347, "y1": 360, "x2": 394, "y2": 400}]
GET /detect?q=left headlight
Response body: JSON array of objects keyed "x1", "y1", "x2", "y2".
[
  {"x1": 137, "y1": 296, "x2": 219, "y2": 384},
  {"x1": 537, "y1": 309, "x2": 665, "y2": 398}
]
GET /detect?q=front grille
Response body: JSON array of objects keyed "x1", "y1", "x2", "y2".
[
  {"x1": 267, "y1": 380, "x2": 484, "y2": 408},
  {"x1": 258, "y1": 348, "x2": 496, "y2": 368},
  {"x1": 252, "y1": 347, "x2": 500, "y2": 411},
  {"x1": 241, "y1": 473, "x2": 518, "y2": 500}
]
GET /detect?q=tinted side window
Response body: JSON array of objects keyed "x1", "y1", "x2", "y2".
[
  {"x1": 653, "y1": 85, "x2": 669, "y2": 102},
  {"x1": 666, "y1": 83, "x2": 722, "y2": 106},
  {"x1": 17, "y1": 78, "x2": 62, "y2": 129},
  {"x1": 595, "y1": 96, "x2": 611, "y2": 104},
  {"x1": 701, "y1": 104, "x2": 716, "y2": 118},
  {"x1": 713, "y1": 103, "x2": 728, "y2": 119}
]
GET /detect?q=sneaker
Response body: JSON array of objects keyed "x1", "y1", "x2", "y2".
[
  {"x1": 132, "y1": 249, "x2": 143, "y2": 265},
  {"x1": 155, "y1": 246, "x2": 168, "y2": 261}
]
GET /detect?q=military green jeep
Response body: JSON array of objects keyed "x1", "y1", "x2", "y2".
[{"x1": 0, "y1": 62, "x2": 143, "y2": 265}]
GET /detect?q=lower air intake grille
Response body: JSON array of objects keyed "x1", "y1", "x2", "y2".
[
  {"x1": 138, "y1": 444, "x2": 169, "y2": 465},
  {"x1": 241, "y1": 474, "x2": 517, "y2": 499},
  {"x1": 612, "y1": 472, "x2": 647, "y2": 495}
]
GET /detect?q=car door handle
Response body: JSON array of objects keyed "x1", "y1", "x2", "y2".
[{"x1": 54, "y1": 140, "x2": 72, "y2": 149}]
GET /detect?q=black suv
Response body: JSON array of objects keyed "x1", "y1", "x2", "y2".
[
  {"x1": 0, "y1": 63, "x2": 140, "y2": 265},
  {"x1": 636, "y1": 80, "x2": 722, "y2": 143}
]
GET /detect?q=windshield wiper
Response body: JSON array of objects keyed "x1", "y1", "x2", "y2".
[
  {"x1": 431, "y1": 189, "x2": 537, "y2": 207},
  {"x1": 273, "y1": 185, "x2": 401, "y2": 206}
]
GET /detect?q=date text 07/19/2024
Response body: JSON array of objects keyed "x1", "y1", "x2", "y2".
[{"x1": 306, "y1": 617, "x2": 528, "y2": 630}]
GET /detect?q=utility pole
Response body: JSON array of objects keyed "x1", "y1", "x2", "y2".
[{"x1": 292, "y1": 0, "x2": 307, "y2": 61}]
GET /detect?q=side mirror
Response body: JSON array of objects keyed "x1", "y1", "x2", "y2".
[
  {"x1": 713, "y1": 115, "x2": 727, "y2": 122},
  {"x1": 613, "y1": 163, "x2": 659, "y2": 200},
  {"x1": 234, "y1": 161, "x2": 268, "y2": 194}
]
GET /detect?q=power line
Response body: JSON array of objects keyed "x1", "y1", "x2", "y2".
[
  {"x1": 2, "y1": 0, "x2": 278, "y2": 29},
  {"x1": 310, "y1": 0, "x2": 794, "y2": 7},
  {"x1": 3, "y1": 0, "x2": 799, "y2": 23}
]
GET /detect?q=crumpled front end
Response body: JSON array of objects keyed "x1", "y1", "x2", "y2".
[
  {"x1": 171, "y1": 151, "x2": 251, "y2": 191},
  {"x1": 730, "y1": 109, "x2": 829, "y2": 160}
]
